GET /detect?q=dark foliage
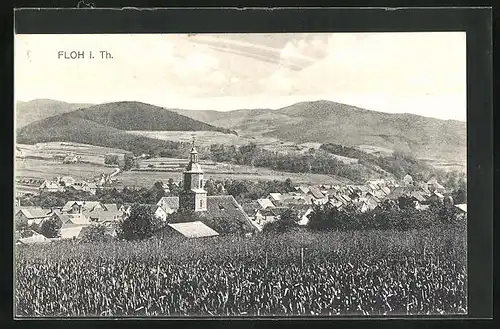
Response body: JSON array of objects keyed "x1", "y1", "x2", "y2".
[
  {"x1": 117, "y1": 204, "x2": 164, "y2": 241},
  {"x1": 39, "y1": 217, "x2": 61, "y2": 238}
]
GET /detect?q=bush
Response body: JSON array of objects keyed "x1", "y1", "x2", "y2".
[
  {"x1": 263, "y1": 209, "x2": 300, "y2": 233},
  {"x1": 80, "y1": 224, "x2": 108, "y2": 242},
  {"x1": 40, "y1": 217, "x2": 61, "y2": 238},
  {"x1": 104, "y1": 154, "x2": 119, "y2": 166},
  {"x1": 117, "y1": 204, "x2": 164, "y2": 241}
]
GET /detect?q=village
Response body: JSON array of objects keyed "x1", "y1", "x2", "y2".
[{"x1": 14, "y1": 142, "x2": 467, "y2": 245}]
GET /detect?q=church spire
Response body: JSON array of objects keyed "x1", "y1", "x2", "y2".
[{"x1": 189, "y1": 135, "x2": 198, "y2": 164}]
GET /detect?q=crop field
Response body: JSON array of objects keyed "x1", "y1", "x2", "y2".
[
  {"x1": 16, "y1": 142, "x2": 127, "y2": 165},
  {"x1": 15, "y1": 227, "x2": 467, "y2": 317},
  {"x1": 127, "y1": 130, "x2": 324, "y2": 154},
  {"x1": 15, "y1": 157, "x2": 115, "y2": 182},
  {"x1": 119, "y1": 159, "x2": 349, "y2": 188}
]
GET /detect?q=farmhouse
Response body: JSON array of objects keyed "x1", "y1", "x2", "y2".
[
  {"x1": 257, "y1": 198, "x2": 276, "y2": 209},
  {"x1": 62, "y1": 201, "x2": 104, "y2": 213},
  {"x1": 157, "y1": 196, "x2": 180, "y2": 214},
  {"x1": 16, "y1": 230, "x2": 51, "y2": 245},
  {"x1": 15, "y1": 207, "x2": 51, "y2": 226},
  {"x1": 39, "y1": 180, "x2": 63, "y2": 193}
]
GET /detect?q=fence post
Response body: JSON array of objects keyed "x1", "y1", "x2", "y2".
[{"x1": 301, "y1": 247, "x2": 304, "y2": 269}]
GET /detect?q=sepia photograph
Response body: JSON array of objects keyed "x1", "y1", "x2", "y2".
[{"x1": 14, "y1": 31, "x2": 468, "y2": 317}]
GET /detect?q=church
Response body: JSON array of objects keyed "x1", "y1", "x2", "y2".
[{"x1": 158, "y1": 141, "x2": 257, "y2": 235}]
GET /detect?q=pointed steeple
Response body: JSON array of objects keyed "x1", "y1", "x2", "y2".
[{"x1": 189, "y1": 136, "x2": 199, "y2": 164}]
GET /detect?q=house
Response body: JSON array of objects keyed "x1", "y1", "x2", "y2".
[
  {"x1": 268, "y1": 193, "x2": 283, "y2": 203},
  {"x1": 257, "y1": 198, "x2": 275, "y2": 209},
  {"x1": 15, "y1": 207, "x2": 51, "y2": 226},
  {"x1": 309, "y1": 187, "x2": 328, "y2": 204},
  {"x1": 402, "y1": 174, "x2": 414, "y2": 186},
  {"x1": 85, "y1": 209, "x2": 124, "y2": 224},
  {"x1": 16, "y1": 230, "x2": 51, "y2": 245},
  {"x1": 59, "y1": 176, "x2": 76, "y2": 187},
  {"x1": 427, "y1": 177, "x2": 446, "y2": 194},
  {"x1": 61, "y1": 201, "x2": 105, "y2": 214},
  {"x1": 39, "y1": 180, "x2": 63, "y2": 193},
  {"x1": 59, "y1": 226, "x2": 86, "y2": 240},
  {"x1": 137, "y1": 204, "x2": 168, "y2": 222},
  {"x1": 295, "y1": 186, "x2": 310, "y2": 195},
  {"x1": 157, "y1": 196, "x2": 180, "y2": 214},
  {"x1": 166, "y1": 221, "x2": 219, "y2": 239},
  {"x1": 61, "y1": 214, "x2": 92, "y2": 228}
]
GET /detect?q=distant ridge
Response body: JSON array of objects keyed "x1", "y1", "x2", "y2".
[
  {"x1": 172, "y1": 100, "x2": 466, "y2": 164},
  {"x1": 16, "y1": 99, "x2": 92, "y2": 128},
  {"x1": 16, "y1": 99, "x2": 466, "y2": 164}
]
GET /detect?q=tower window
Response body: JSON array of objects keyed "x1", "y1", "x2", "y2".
[{"x1": 200, "y1": 200, "x2": 203, "y2": 208}]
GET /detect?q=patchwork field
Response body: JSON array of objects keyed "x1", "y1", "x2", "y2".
[
  {"x1": 15, "y1": 157, "x2": 115, "y2": 182},
  {"x1": 16, "y1": 142, "x2": 127, "y2": 166},
  {"x1": 15, "y1": 142, "x2": 351, "y2": 190},
  {"x1": 118, "y1": 166, "x2": 348, "y2": 188},
  {"x1": 127, "y1": 130, "x2": 325, "y2": 154}
]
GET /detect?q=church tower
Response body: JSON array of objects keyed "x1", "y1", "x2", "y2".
[{"x1": 179, "y1": 138, "x2": 207, "y2": 212}]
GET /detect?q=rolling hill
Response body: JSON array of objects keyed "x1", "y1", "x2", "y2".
[
  {"x1": 172, "y1": 100, "x2": 467, "y2": 164},
  {"x1": 15, "y1": 99, "x2": 93, "y2": 128},
  {"x1": 66, "y1": 101, "x2": 235, "y2": 133},
  {"x1": 15, "y1": 101, "x2": 236, "y2": 155}
]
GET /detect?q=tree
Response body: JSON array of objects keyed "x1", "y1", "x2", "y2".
[
  {"x1": 151, "y1": 181, "x2": 166, "y2": 202},
  {"x1": 104, "y1": 154, "x2": 119, "y2": 166},
  {"x1": 40, "y1": 217, "x2": 61, "y2": 238},
  {"x1": 204, "y1": 179, "x2": 217, "y2": 196},
  {"x1": 122, "y1": 153, "x2": 136, "y2": 171},
  {"x1": 263, "y1": 208, "x2": 299, "y2": 233},
  {"x1": 117, "y1": 204, "x2": 163, "y2": 240},
  {"x1": 80, "y1": 224, "x2": 108, "y2": 242}
]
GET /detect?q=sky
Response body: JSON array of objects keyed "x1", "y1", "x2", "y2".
[{"x1": 15, "y1": 32, "x2": 466, "y2": 121}]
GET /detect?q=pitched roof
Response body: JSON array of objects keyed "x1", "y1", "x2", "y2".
[
  {"x1": 269, "y1": 193, "x2": 283, "y2": 201},
  {"x1": 157, "y1": 196, "x2": 180, "y2": 210},
  {"x1": 168, "y1": 221, "x2": 219, "y2": 238},
  {"x1": 295, "y1": 186, "x2": 310, "y2": 194},
  {"x1": 199, "y1": 195, "x2": 257, "y2": 233},
  {"x1": 61, "y1": 201, "x2": 104, "y2": 212},
  {"x1": 455, "y1": 204, "x2": 467, "y2": 213},
  {"x1": 259, "y1": 208, "x2": 279, "y2": 217},
  {"x1": 17, "y1": 233, "x2": 51, "y2": 244},
  {"x1": 103, "y1": 204, "x2": 119, "y2": 212},
  {"x1": 410, "y1": 191, "x2": 427, "y2": 202},
  {"x1": 60, "y1": 226, "x2": 85, "y2": 239},
  {"x1": 17, "y1": 207, "x2": 51, "y2": 219},
  {"x1": 62, "y1": 214, "x2": 91, "y2": 227},
  {"x1": 309, "y1": 187, "x2": 325, "y2": 199},
  {"x1": 257, "y1": 198, "x2": 275, "y2": 209},
  {"x1": 86, "y1": 209, "x2": 123, "y2": 222}
]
